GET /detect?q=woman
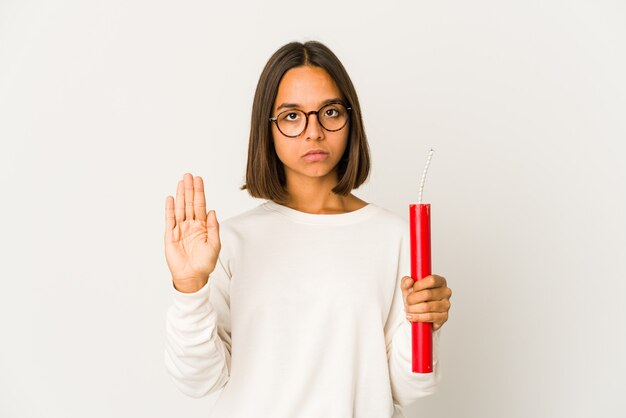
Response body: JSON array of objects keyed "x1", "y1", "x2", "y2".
[{"x1": 164, "y1": 40, "x2": 452, "y2": 418}]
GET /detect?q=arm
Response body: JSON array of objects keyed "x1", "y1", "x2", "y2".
[
  {"x1": 164, "y1": 256, "x2": 232, "y2": 398},
  {"x1": 384, "y1": 233, "x2": 443, "y2": 407}
]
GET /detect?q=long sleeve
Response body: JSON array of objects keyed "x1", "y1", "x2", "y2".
[
  {"x1": 164, "y1": 256, "x2": 233, "y2": 398},
  {"x1": 384, "y1": 229, "x2": 443, "y2": 408}
]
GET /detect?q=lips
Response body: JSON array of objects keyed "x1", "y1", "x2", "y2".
[
  {"x1": 302, "y1": 150, "x2": 329, "y2": 162},
  {"x1": 303, "y1": 149, "x2": 329, "y2": 157}
]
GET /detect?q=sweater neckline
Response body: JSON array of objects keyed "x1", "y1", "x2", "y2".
[{"x1": 263, "y1": 200, "x2": 378, "y2": 225}]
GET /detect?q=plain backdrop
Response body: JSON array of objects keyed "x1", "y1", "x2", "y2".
[{"x1": 1, "y1": 1, "x2": 625, "y2": 417}]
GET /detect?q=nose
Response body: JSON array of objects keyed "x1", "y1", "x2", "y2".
[{"x1": 303, "y1": 112, "x2": 324, "y2": 141}]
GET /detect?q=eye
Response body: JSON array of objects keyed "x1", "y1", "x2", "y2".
[
  {"x1": 324, "y1": 108, "x2": 339, "y2": 118},
  {"x1": 281, "y1": 111, "x2": 301, "y2": 122}
]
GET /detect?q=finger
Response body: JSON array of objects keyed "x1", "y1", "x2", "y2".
[
  {"x1": 405, "y1": 299, "x2": 451, "y2": 315},
  {"x1": 193, "y1": 176, "x2": 207, "y2": 222},
  {"x1": 406, "y1": 311, "x2": 448, "y2": 327},
  {"x1": 175, "y1": 180, "x2": 185, "y2": 223},
  {"x1": 412, "y1": 274, "x2": 447, "y2": 293},
  {"x1": 184, "y1": 173, "x2": 195, "y2": 220},
  {"x1": 165, "y1": 195, "x2": 176, "y2": 234},
  {"x1": 401, "y1": 276, "x2": 414, "y2": 306},
  {"x1": 407, "y1": 286, "x2": 450, "y2": 305},
  {"x1": 206, "y1": 211, "x2": 220, "y2": 251}
]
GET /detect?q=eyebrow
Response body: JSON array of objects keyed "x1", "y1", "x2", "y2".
[{"x1": 276, "y1": 98, "x2": 344, "y2": 112}]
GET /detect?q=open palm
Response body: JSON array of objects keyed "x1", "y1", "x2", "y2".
[{"x1": 164, "y1": 173, "x2": 221, "y2": 290}]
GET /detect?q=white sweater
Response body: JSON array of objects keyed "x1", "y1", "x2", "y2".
[{"x1": 164, "y1": 200, "x2": 442, "y2": 418}]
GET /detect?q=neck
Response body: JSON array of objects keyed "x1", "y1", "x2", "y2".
[{"x1": 283, "y1": 170, "x2": 353, "y2": 214}]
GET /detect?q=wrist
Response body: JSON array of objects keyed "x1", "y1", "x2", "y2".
[{"x1": 172, "y1": 277, "x2": 208, "y2": 294}]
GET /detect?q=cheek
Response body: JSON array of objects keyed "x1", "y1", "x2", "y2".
[{"x1": 272, "y1": 137, "x2": 298, "y2": 164}]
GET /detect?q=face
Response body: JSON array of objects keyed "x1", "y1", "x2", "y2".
[{"x1": 271, "y1": 65, "x2": 349, "y2": 184}]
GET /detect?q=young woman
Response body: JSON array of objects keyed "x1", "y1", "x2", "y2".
[{"x1": 164, "y1": 41, "x2": 452, "y2": 418}]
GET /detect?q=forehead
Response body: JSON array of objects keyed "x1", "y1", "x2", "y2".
[{"x1": 274, "y1": 66, "x2": 341, "y2": 110}]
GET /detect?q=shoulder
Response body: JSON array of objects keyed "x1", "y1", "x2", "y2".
[
  {"x1": 213, "y1": 202, "x2": 271, "y2": 265},
  {"x1": 368, "y1": 203, "x2": 409, "y2": 233},
  {"x1": 218, "y1": 202, "x2": 271, "y2": 234}
]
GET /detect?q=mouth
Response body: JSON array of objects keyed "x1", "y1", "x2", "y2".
[
  {"x1": 302, "y1": 150, "x2": 329, "y2": 157},
  {"x1": 302, "y1": 150, "x2": 329, "y2": 162}
]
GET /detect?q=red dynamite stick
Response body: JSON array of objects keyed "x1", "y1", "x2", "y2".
[{"x1": 409, "y1": 203, "x2": 433, "y2": 373}]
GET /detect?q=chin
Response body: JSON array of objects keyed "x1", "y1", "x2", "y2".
[{"x1": 287, "y1": 162, "x2": 338, "y2": 179}]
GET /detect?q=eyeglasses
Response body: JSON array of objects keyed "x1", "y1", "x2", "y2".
[{"x1": 269, "y1": 102, "x2": 352, "y2": 138}]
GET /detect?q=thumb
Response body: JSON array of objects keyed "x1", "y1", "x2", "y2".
[
  {"x1": 401, "y1": 276, "x2": 414, "y2": 304},
  {"x1": 207, "y1": 210, "x2": 219, "y2": 228}
]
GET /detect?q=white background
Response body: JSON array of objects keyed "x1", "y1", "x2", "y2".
[{"x1": 1, "y1": 1, "x2": 625, "y2": 417}]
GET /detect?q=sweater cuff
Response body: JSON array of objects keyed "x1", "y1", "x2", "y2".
[{"x1": 171, "y1": 280, "x2": 211, "y2": 313}]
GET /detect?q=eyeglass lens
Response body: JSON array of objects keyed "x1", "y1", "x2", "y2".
[{"x1": 276, "y1": 103, "x2": 349, "y2": 137}]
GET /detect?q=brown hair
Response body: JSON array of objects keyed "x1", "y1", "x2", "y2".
[{"x1": 240, "y1": 40, "x2": 371, "y2": 204}]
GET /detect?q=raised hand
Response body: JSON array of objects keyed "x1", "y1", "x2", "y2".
[{"x1": 164, "y1": 173, "x2": 221, "y2": 293}]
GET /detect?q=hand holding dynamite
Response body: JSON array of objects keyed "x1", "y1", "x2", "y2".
[{"x1": 401, "y1": 274, "x2": 452, "y2": 332}]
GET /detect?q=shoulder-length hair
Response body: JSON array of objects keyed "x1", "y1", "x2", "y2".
[{"x1": 240, "y1": 40, "x2": 371, "y2": 204}]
